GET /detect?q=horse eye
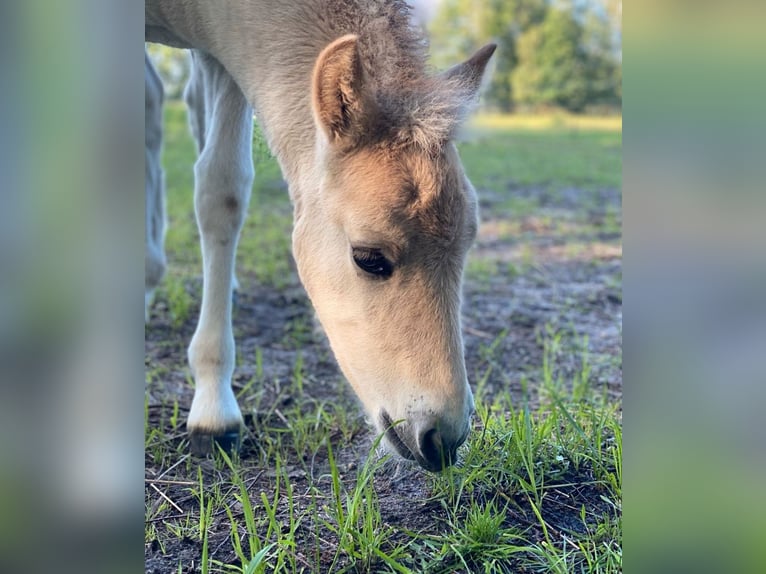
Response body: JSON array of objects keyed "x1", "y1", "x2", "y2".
[{"x1": 352, "y1": 248, "x2": 393, "y2": 279}]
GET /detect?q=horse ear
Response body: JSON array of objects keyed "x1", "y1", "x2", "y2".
[
  {"x1": 312, "y1": 34, "x2": 373, "y2": 143},
  {"x1": 441, "y1": 43, "x2": 497, "y2": 99}
]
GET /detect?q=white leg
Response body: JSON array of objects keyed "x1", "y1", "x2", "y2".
[
  {"x1": 145, "y1": 52, "x2": 166, "y2": 321},
  {"x1": 184, "y1": 52, "x2": 242, "y2": 300},
  {"x1": 184, "y1": 51, "x2": 254, "y2": 454}
]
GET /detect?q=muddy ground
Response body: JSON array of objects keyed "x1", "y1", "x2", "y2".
[{"x1": 145, "y1": 183, "x2": 621, "y2": 572}]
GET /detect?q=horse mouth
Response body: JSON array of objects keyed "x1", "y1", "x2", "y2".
[{"x1": 379, "y1": 410, "x2": 416, "y2": 462}]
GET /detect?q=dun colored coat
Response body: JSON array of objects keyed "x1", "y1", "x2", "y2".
[{"x1": 145, "y1": 0, "x2": 495, "y2": 471}]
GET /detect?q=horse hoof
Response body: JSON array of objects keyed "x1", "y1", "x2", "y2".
[{"x1": 189, "y1": 429, "x2": 241, "y2": 457}]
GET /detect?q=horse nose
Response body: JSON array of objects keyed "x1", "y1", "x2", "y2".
[{"x1": 415, "y1": 419, "x2": 469, "y2": 472}]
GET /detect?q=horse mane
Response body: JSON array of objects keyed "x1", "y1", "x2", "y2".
[{"x1": 319, "y1": 0, "x2": 477, "y2": 152}]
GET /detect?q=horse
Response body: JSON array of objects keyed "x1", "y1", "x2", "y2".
[{"x1": 145, "y1": 0, "x2": 495, "y2": 472}]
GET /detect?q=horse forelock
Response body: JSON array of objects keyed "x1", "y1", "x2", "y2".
[
  {"x1": 404, "y1": 147, "x2": 470, "y2": 247},
  {"x1": 327, "y1": 140, "x2": 469, "y2": 252}
]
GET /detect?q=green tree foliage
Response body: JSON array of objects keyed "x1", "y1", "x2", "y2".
[
  {"x1": 579, "y1": 5, "x2": 621, "y2": 105},
  {"x1": 428, "y1": 0, "x2": 621, "y2": 112},
  {"x1": 428, "y1": 0, "x2": 478, "y2": 69},
  {"x1": 429, "y1": 0, "x2": 547, "y2": 112},
  {"x1": 513, "y1": 7, "x2": 589, "y2": 111},
  {"x1": 481, "y1": 0, "x2": 548, "y2": 111}
]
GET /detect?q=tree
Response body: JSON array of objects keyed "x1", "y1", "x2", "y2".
[
  {"x1": 428, "y1": 0, "x2": 481, "y2": 71},
  {"x1": 597, "y1": 0, "x2": 622, "y2": 102},
  {"x1": 512, "y1": 7, "x2": 590, "y2": 111},
  {"x1": 428, "y1": 0, "x2": 621, "y2": 113},
  {"x1": 582, "y1": 7, "x2": 621, "y2": 107},
  {"x1": 428, "y1": 0, "x2": 547, "y2": 111}
]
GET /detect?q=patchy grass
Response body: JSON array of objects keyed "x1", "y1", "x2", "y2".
[
  {"x1": 472, "y1": 113, "x2": 622, "y2": 132},
  {"x1": 146, "y1": 105, "x2": 622, "y2": 573},
  {"x1": 461, "y1": 114, "x2": 621, "y2": 195},
  {"x1": 146, "y1": 336, "x2": 621, "y2": 573}
]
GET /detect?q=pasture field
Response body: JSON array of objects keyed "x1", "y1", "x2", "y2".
[{"x1": 145, "y1": 102, "x2": 622, "y2": 573}]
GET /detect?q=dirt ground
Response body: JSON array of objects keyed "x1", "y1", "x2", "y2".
[{"x1": 145, "y1": 183, "x2": 621, "y2": 572}]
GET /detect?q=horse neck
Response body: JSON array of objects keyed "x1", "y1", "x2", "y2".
[{"x1": 148, "y1": 0, "x2": 323, "y2": 192}]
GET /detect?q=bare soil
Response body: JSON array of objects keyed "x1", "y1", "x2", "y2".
[{"x1": 145, "y1": 184, "x2": 621, "y2": 573}]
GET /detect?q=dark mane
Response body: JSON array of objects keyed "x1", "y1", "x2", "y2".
[
  {"x1": 323, "y1": 0, "x2": 428, "y2": 86},
  {"x1": 320, "y1": 0, "x2": 476, "y2": 151}
]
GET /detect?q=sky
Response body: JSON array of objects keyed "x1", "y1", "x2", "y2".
[{"x1": 409, "y1": 0, "x2": 441, "y2": 24}]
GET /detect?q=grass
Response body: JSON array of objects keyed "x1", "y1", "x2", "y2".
[
  {"x1": 459, "y1": 127, "x2": 621, "y2": 196},
  {"x1": 416, "y1": 328, "x2": 621, "y2": 574},
  {"x1": 147, "y1": 338, "x2": 621, "y2": 572},
  {"x1": 145, "y1": 103, "x2": 622, "y2": 572},
  {"x1": 471, "y1": 113, "x2": 621, "y2": 132}
]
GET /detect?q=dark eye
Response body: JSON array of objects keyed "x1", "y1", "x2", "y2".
[{"x1": 352, "y1": 247, "x2": 393, "y2": 279}]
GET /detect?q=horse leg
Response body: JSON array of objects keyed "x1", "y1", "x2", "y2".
[
  {"x1": 184, "y1": 50, "x2": 254, "y2": 455},
  {"x1": 145, "y1": 51, "x2": 166, "y2": 321}
]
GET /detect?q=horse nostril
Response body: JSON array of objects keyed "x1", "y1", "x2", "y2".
[{"x1": 418, "y1": 427, "x2": 456, "y2": 471}]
